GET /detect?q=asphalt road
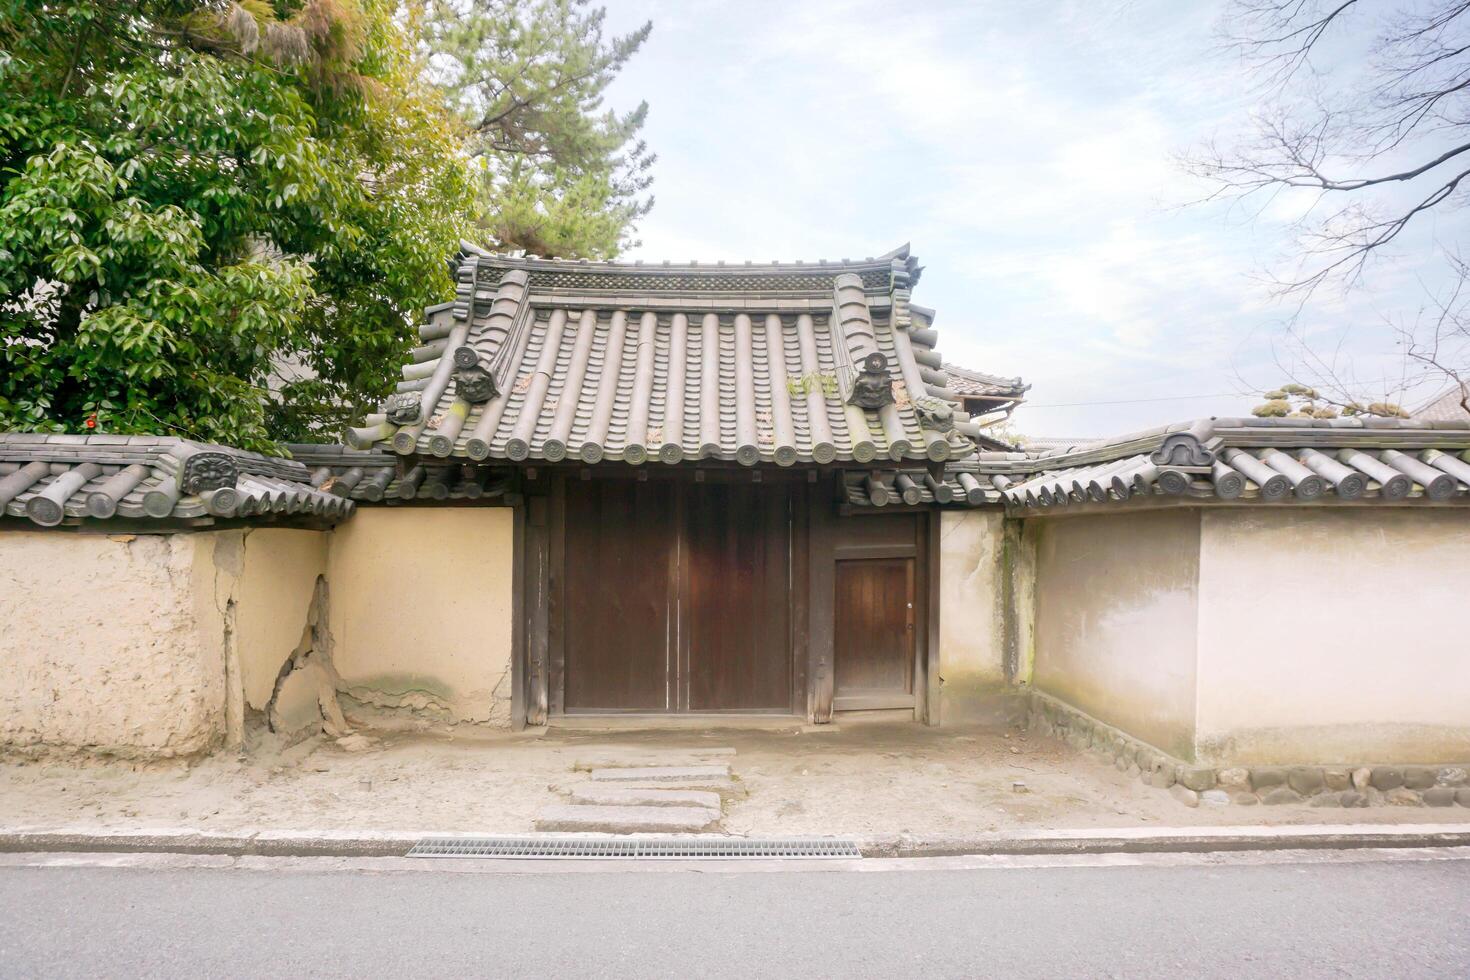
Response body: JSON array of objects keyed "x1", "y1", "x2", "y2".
[{"x1": 2, "y1": 852, "x2": 1468, "y2": 978}]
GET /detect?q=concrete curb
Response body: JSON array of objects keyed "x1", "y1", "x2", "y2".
[
  {"x1": 2, "y1": 823, "x2": 1469, "y2": 860},
  {"x1": 865, "y1": 823, "x2": 1470, "y2": 858},
  {"x1": 0, "y1": 830, "x2": 418, "y2": 858}
]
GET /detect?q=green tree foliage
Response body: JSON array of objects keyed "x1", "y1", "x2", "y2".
[
  {"x1": 421, "y1": 0, "x2": 653, "y2": 258},
  {"x1": 0, "y1": 0, "x2": 472, "y2": 449},
  {"x1": 1251, "y1": 383, "x2": 1407, "y2": 420}
]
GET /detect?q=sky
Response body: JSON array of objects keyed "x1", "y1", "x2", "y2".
[{"x1": 597, "y1": 0, "x2": 1464, "y2": 437}]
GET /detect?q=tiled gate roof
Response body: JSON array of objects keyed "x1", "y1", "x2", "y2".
[{"x1": 347, "y1": 245, "x2": 995, "y2": 466}]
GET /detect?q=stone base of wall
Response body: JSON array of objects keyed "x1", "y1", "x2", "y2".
[{"x1": 1027, "y1": 691, "x2": 1470, "y2": 808}]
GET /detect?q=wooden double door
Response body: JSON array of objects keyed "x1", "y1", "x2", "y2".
[{"x1": 559, "y1": 477, "x2": 795, "y2": 713}]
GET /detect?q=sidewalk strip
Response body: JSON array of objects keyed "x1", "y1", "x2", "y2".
[{"x1": 1, "y1": 824, "x2": 1467, "y2": 860}]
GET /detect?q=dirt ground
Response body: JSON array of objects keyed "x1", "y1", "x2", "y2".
[{"x1": 3, "y1": 721, "x2": 1467, "y2": 845}]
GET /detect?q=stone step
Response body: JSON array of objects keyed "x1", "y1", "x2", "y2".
[
  {"x1": 569, "y1": 786, "x2": 723, "y2": 810},
  {"x1": 572, "y1": 748, "x2": 736, "y2": 771},
  {"x1": 589, "y1": 764, "x2": 731, "y2": 783},
  {"x1": 552, "y1": 777, "x2": 744, "y2": 800},
  {"x1": 534, "y1": 804, "x2": 722, "y2": 834}
]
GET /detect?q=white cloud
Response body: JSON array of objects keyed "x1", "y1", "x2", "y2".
[{"x1": 601, "y1": 0, "x2": 1463, "y2": 434}]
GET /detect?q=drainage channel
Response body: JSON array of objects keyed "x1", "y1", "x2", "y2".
[{"x1": 408, "y1": 837, "x2": 863, "y2": 860}]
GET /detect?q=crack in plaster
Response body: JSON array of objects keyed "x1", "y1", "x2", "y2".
[{"x1": 263, "y1": 577, "x2": 351, "y2": 741}]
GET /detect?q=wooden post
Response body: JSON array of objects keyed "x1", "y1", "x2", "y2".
[
  {"x1": 923, "y1": 510, "x2": 941, "y2": 726},
  {"x1": 808, "y1": 475, "x2": 835, "y2": 724}
]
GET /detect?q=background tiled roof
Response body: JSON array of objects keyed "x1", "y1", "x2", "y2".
[
  {"x1": 940, "y1": 363, "x2": 1029, "y2": 400},
  {"x1": 1414, "y1": 384, "x2": 1470, "y2": 422},
  {"x1": 985, "y1": 417, "x2": 1470, "y2": 511}
]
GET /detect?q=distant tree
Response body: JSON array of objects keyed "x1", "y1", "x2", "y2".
[
  {"x1": 1189, "y1": 1, "x2": 1470, "y2": 412},
  {"x1": 1250, "y1": 382, "x2": 1408, "y2": 418},
  {"x1": 0, "y1": 0, "x2": 472, "y2": 449},
  {"x1": 420, "y1": 0, "x2": 654, "y2": 258}
]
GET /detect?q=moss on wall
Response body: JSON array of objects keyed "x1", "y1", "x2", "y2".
[{"x1": 326, "y1": 507, "x2": 515, "y2": 727}]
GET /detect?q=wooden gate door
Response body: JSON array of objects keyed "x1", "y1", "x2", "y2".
[
  {"x1": 559, "y1": 477, "x2": 793, "y2": 714},
  {"x1": 562, "y1": 479, "x2": 675, "y2": 711},
  {"x1": 832, "y1": 557, "x2": 915, "y2": 711},
  {"x1": 683, "y1": 482, "x2": 793, "y2": 712}
]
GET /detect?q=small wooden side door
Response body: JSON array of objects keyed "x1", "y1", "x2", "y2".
[{"x1": 832, "y1": 557, "x2": 915, "y2": 711}]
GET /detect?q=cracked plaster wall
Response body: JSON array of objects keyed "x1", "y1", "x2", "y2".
[
  {"x1": 0, "y1": 527, "x2": 333, "y2": 757},
  {"x1": 0, "y1": 531, "x2": 229, "y2": 757},
  {"x1": 325, "y1": 507, "x2": 514, "y2": 727},
  {"x1": 232, "y1": 528, "x2": 329, "y2": 715},
  {"x1": 1, "y1": 506, "x2": 513, "y2": 757}
]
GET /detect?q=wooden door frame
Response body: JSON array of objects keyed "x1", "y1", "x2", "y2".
[
  {"x1": 831, "y1": 553, "x2": 916, "y2": 711},
  {"x1": 809, "y1": 490, "x2": 939, "y2": 726},
  {"x1": 516, "y1": 468, "x2": 937, "y2": 729}
]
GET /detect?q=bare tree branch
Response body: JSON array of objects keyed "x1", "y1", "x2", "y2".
[{"x1": 1191, "y1": 1, "x2": 1470, "y2": 411}]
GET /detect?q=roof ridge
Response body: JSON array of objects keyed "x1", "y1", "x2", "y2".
[{"x1": 453, "y1": 242, "x2": 916, "y2": 277}]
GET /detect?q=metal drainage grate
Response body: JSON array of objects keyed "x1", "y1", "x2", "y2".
[{"x1": 407, "y1": 836, "x2": 863, "y2": 860}]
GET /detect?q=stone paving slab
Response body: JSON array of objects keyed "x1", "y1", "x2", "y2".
[
  {"x1": 569, "y1": 786, "x2": 723, "y2": 810},
  {"x1": 589, "y1": 765, "x2": 731, "y2": 783},
  {"x1": 573, "y1": 778, "x2": 744, "y2": 799},
  {"x1": 533, "y1": 805, "x2": 722, "y2": 834},
  {"x1": 571, "y1": 748, "x2": 737, "y2": 771}
]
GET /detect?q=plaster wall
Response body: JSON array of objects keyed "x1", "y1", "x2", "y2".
[
  {"x1": 233, "y1": 528, "x2": 329, "y2": 713},
  {"x1": 1031, "y1": 510, "x2": 1201, "y2": 760},
  {"x1": 0, "y1": 531, "x2": 227, "y2": 756},
  {"x1": 1196, "y1": 508, "x2": 1470, "y2": 765},
  {"x1": 326, "y1": 507, "x2": 515, "y2": 726},
  {"x1": 936, "y1": 510, "x2": 1015, "y2": 723}
]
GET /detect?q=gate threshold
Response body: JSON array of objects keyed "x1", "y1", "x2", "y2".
[{"x1": 547, "y1": 714, "x2": 811, "y2": 731}]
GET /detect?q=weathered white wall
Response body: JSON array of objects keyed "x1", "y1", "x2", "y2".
[
  {"x1": 0, "y1": 531, "x2": 227, "y2": 757},
  {"x1": 1031, "y1": 510, "x2": 1201, "y2": 760},
  {"x1": 936, "y1": 510, "x2": 1014, "y2": 723},
  {"x1": 327, "y1": 507, "x2": 515, "y2": 726},
  {"x1": 1196, "y1": 508, "x2": 1470, "y2": 764}
]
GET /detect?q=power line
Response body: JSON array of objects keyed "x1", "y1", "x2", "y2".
[{"x1": 1022, "y1": 392, "x2": 1244, "y2": 409}]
